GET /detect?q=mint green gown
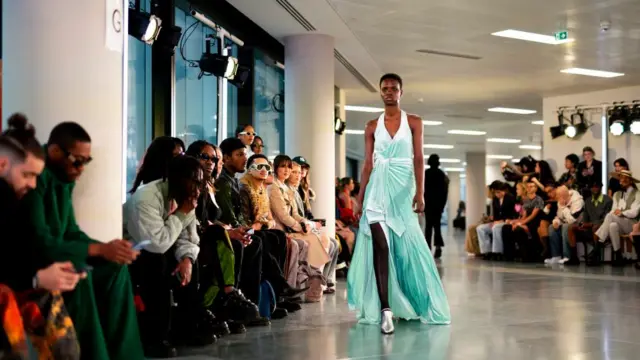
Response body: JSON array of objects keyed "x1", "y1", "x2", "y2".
[{"x1": 347, "y1": 110, "x2": 451, "y2": 325}]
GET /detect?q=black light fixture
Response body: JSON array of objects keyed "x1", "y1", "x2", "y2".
[
  {"x1": 198, "y1": 37, "x2": 249, "y2": 87},
  {"x1": 550, "y1": 110, "x2": 568, "y2": 139},
  {"x1": 334, "y1": 116, "x2": 346, "y2": 135},
  {"x1": 608, "y1": 103, "x2": 629, "y2": 136},
  {"x1": 128, "y1": 7, "x2": 162, "y2": 45},
  {"x1": 155, "y1": 24, "x2": 182, "y2": 54},
  {"x1": 565, "y1": 109, "x2": 588, "y2": 138},
  {"x1": 630, "y1": 102, "x2": 640, "y2": 135}
]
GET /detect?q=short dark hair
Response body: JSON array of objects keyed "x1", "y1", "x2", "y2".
[
  {"x1": 247, "y1": 153, "x2": 269, "y2": 168},
  {"x1": 48, "y1": 122, "x2": 91, "y2": 149},
  {"x1": 167, "y1": 155, "x2": 203, "y2": 205},
  {"x1": 185, "y1": 140, "x2": 214, "y2": 158},
  {"x1": 250, "y1": 136, "x2": 263, "y2": 150},
  {"x1": 219, "y1": 137, "x2": 245, "y2": 157},
  {"x1": 582, "y1": 146, "x2": 595, "y2": 155},
  {"x1": 614, "y1": 157, "x2": 629, "y2": 170},
  {"x1": 235, "y1": 124, "x2": 252, "y2": 137},
  {"x1": 172, "y1": 137, "x2": 186, "y2": 152},
  {"x1": 273, "y1": 154, "x2": 292, "y2": 170},
  {"x1": 379, "y1": 73, "x2": 403, "y2": 89},
  {"x1": 565, "y1": 154, "x2": 580, "y2": 167},
  {"x1": 0, "y1": 113, "x2": 44, "y2": 160}
]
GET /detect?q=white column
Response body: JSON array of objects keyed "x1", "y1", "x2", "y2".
[
  {"x1": 335, "y1": 87, "x2": 347, "y2": 178},
  {"x1": 447, "y1": 173, "x2": 461, "y2": 230},
  {"x1": 3, "y1": 0, "x2": 126, "y2": 241},
  {"x1": 465, "y1": 152, "x2": 486, "y2": 227},
  {"x1": 284, "y1": 34, "x2": 335, "y2": 235}
]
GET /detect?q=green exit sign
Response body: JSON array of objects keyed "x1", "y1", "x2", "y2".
[{"x1": 554, "y1": 31, "x2": 568, "y2": 41}]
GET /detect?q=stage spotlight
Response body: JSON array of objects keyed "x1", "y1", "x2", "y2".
[
  {"x1": 334, "y1": 116, "x2": 346, "y2": 135},
  {"x1": 549, "y1": 111, "x2": 568, "y2": 139},
  {"x1": 608, "y1": 104, "x2": 629, "y2": 136},
  {"x1": 629, "y1": 104, "x2": 640, "y2": 135},
  {"x1": 566, "y1": 110, "x2": 588, "y2": 138},
  {"x1": 155, "y1": 24, "x2": 182, "y2": 53},
  {"x1": 129, "y1": 8, "x2": 162, "y2": 45},
  {"x1": 228, "y1": 65, "x2": 250, "y2": 88},
  {"x1": 198, "y1": 38, "x2": 249, "y2": 86}
]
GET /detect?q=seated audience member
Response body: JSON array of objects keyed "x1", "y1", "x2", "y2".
[
  {"x1": 477, "y1": 182, "x2": 517, "y2": 260},
  {"x1": 172, "y1": 137, "x2": 186, "y2": 154},
  {"x1": 287, "y1": 160, "x2": 340, "y2": 294},
  {"x1": 185, "y1": 141, "x2": 265, "y2": 327},
  {"x1": 124, "y1": 155, "x2": 221, "y2": 356},
  {"x1": 538, "y1": 183, "x2": 558, "y2": 258},
  {"x1": 545, "y1": 186, "x2": 584, "y2": 265},
  {"x1": 250, "y1": 135, "x2": 264, "y2": 155},
  {"x1": 569, "y1": 181, "x2": 612, "y2": 264},
  {"x1": 608, "y1": 158, "x2": 629, "y2": 197},
  {"x1": 577, "y1": 146, "x2": 603, "y2": 195},
  {"x1": 502, "y1": 181, "x2": 544, "y2": 262},
  {"x1": 0, "y1": 115, "x2": 85, "y2": 359},
  {"x1": 130, "y1": 136, "x2": 184, "y2": 193},
  {"x1": 501, "y1": 156, "x2": 535, "y2": 183},
  {"x1": 588, "y1": 170, "x2": 640, "y2": 266},
  {"x1": 215, "y1": 139, "x2": 304, "y2": 310},
  {"x1": 465, "y1": 183, "x2": 501, "y2": 256},
  {"x1": 453, "y1": 201, "x2": 466, "y2": 230},
  {"x1": 337, "y1": 177, "x2": 358, "y2": 226},
  {"x1": 558, "y1": 154, "x2": 579, "y2": 190},
  {"x1": 22, "y1": 122, "x2": 143, "y2": 360},
  {"x1": 294, "y1": 156, "x2": 317, "y2": 218},
  {"x1": 1, "y1": 114, "x2": 83, "y2": 293},
  {"x1": 269, "y1": 155, "x2": 329, "y2": 301}
]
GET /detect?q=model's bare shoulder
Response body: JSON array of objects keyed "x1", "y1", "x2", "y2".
[
  {"x1": 406, "y1": 113, "x2": 422, "y2": 128},
  {"x1": 365, "y1": 119, "x2": 378, "y2": 133}
]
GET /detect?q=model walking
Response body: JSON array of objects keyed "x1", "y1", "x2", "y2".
[{"x1": 347, "y1": 73, "x2": 451, "y2": 334}]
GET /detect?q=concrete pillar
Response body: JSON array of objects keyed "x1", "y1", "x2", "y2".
[
  {"x1": 3, "y1": 0, "x2": 126, "y2": 241},
  {"x1": 335, "y1": 87, "x2": 347, "y2": 178},
  {"x1": 447, "y1": 173, "x2": 461, "y2": 230},
  {"x1": 465, "y1": 152, "x2": 486, "y2": 227},
  {"x1": 284, "y1": 34, "x2": 335, "y2": 234}
]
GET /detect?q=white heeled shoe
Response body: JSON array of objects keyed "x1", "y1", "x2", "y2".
[{"x1": 381, "y1": 309, "x2": 395, "y2": 335}]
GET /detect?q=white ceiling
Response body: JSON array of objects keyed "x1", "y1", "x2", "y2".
[{"x1": 226, "y1": 0, "x2": 640, "y2": 162}]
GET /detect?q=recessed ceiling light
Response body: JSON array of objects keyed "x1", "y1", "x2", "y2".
[
  {"x1": 491, "y1": 29, "x2": 574, "y2": 45},
  {"x1": 488, "y1": 107, "x2": 537, "y2": 115},
  {"x1": 487, "y1": 138, "x2": 521, "y2": 143},
  {"x1": 344, "y1": 105, "x2": 384, "y2": 113},
  {"x1": 423, "y1": 144, "x2": 454, "y2": 149},
  {"x1": 531, "y1": 120, "x2": 544, "y2": 125},
  {"x1": 443, "y1": 167, "x2": 465, "y2": 172},
  {"x1": 519, "y1": 144, "x2": 542, "y2": 150},
  {"x1": 447, "y1": 130, "x2": 487, "y2": 136},
  {"x1": 344, "y1": 129, "x2": 365, "y2": 135},
  {"x1": 423, "y1": 120, "x2": 443, "y2": 126},
  {"x1": 488, "y1": 155, "x2": 513, "y2": 159},
  {"x1": 560, "y1": 68, "x2": 624, "y2": 78}
]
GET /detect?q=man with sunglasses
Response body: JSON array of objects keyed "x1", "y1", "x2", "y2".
[{"x1": 22, "y1": 122, "x2": 144, "y2": 360}]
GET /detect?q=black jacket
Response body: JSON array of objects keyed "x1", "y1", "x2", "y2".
[
  {"x1": 214, "y1": 167, "x2": 246, "y2": 228},
  {"x1": 424, "y1": 167, "x2": 449, "y2": 214},
  {"x1": 577, "y1": 159, "x2": 603, "y2": 189},
  {"x1": 0, "y1": 179, "x2": 49, "y2": 291},
  {"x1": 492, "y1": 194, "x2": 518, "y2": 221}
]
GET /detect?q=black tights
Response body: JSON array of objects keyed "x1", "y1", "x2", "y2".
[{"x1": 370, "y1": 223, "x2": 390, "y2": 311}]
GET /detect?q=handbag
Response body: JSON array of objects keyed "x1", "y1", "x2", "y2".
[{"x1": 17, "y1": 291, "x2": 80, "y2": 360}]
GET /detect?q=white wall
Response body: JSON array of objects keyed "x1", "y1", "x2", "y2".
[{"x1": 542, "y1": 85, "x2": 640, "y2": 182}]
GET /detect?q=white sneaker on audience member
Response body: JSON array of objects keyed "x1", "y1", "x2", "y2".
[
  {"x1": 544, "y1": 257, "x2": 561, "y2": 264},
  {"x1": 558, "y1": 257, "x2": 570, "y2": 264}
]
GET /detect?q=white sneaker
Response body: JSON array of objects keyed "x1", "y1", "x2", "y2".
[
  {"x1": 544, "y1": 256, "x2": 561, "y2": 264},
  {"x1": 558, "y1": 257, "x2": 570, "y2": 264}
]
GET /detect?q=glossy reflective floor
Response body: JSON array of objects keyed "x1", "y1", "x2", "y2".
[{"x1": 174, "y1": 228, "x2": 640, "y2": 360}]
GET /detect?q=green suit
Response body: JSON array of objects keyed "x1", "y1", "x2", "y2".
[{"x1": 22, "y1": 167, "x2": 143, "y2": 360}]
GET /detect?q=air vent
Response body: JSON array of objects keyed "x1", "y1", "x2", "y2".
[
  {"x1": 444, "y1": 114, "x2": 484, "y2": 120},
  {"x1": 416, "y1": 49, "x2": 482, "y2": 60},
  {"x1": 275, "y1": 0, "x2": 316, "y2": 31},
  {"x1": 275, "y1": 0, "x2": 377, "y2": 93}
]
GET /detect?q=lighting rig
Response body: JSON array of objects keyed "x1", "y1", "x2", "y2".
[
  {"x1": 608, "y1": 101, "x2": 640, "y2": 136},
  {"x1": 550, "y1": 106, "x2": 593, "y2": 139},
  {"x1": 128, "y1": 0, "x2": 182, "y2": 53}
]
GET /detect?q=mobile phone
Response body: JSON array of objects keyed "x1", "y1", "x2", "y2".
[
  {"x1": 132, "y1": 240, "x2": 152, "y2": 251},
  {"x1": 76, "y1": 265, "x2": 93, "y2": 273},
  {"x1": 246, "y1": 228, "x2": 255, "y2": 235}
]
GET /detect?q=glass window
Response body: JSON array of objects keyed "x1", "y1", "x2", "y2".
[
  {"x1": 175, "y1": 8, "x2": 218, "y2": 148},
  {"x1": 253, "y1": 50, "x2": 284, "y2": 159},
  {"x1": 126, "y1": 2, "x2": 153, "y2": 194},
  {"x1": 226, "y1": 42, "x2": 239, "y2": 140}
]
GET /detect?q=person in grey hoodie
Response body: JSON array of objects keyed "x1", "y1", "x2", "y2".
[{"x1": 123, "y1": 155, "x2": 215, "y2": 357}]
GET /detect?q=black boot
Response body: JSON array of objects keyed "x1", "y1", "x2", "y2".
[
  {"x1": 632, "y1": 235, "x2": 640, "y2": 269},
  {"x1": 564, "y1": 247, "x2": 580, "y2": 265},
  {"x1": 143, "y1": 340, "x2": 178, "y2": 358},
  {"x1": 212, "y1": 289, "x2": 260, "y2": 323},
  {"x1": 612, "y1": 250, "x2": 626, "y2": 267},
  {"x1": 586, "y1": 241, "x2": 602, "y2": 266},
  {"x1": 434, "y1": 247, "x2": 442, "y2": 259},
  {"x1": 540, "y1": 236, "x2": 550, "y2": 259}
]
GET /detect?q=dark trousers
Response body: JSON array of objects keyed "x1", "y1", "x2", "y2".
[
  {"x1": 425, "y1": 211, "x2": 444, "y2": 248},
  {"x1": 129, "y1": 250, "x2": 200, "y2": 346},
  {"x1": 231, "y1": 233, "x2": 263, "y2": 304},
  {"x1": 248, "y1": 230, "x2": 289, "y2": 298},
  {"x1": 502, "y1": 223, "x2": 541, "y2": 262}
]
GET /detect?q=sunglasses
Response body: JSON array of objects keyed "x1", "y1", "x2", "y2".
[
  {"x1": 64, "y1": 150, "x2": 93, "y2": 169},
  {"x1": 197, "y1": 153, "x2": 219, "y2": 163},
  {"x1": 251, "y1": 143, "x2": 264, "y2": 148},
  {"x1": 240, "y1": 131, "x2": 257, "y2": 136},
  {"x1": 249, "y1": 163, "x2": 272, "y2": 172}
]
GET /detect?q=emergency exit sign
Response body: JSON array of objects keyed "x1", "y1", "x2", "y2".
[{"x1": 554, "y1": 31, "x2": 568, "y2": 41}]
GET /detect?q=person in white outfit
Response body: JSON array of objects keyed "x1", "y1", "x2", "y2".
[
  {"x1": 588, "y1": 170, "x2": 640, "y2": 266},
  {"x1": 545, "y1": 186, "x2": 584, "y2": 265}
]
